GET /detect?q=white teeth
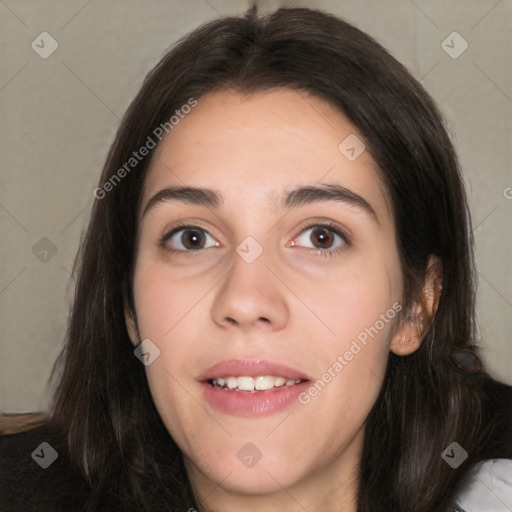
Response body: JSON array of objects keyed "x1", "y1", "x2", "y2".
[
  {"x1": 237, "y1": 376, "x2": 255, "y2": 391},
  {"x1": 255, "y1": 376, "x2": 274, "y2": 390},
  {"x1": 274, "y1": 377, "x2": 285, "y2": 387},
  {"x1": 211, "y1": 376, "x2": 302, "y2": 390}
]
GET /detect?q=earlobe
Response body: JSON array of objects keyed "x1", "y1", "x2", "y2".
[
  {"x1": 389, "y1": 305, "x2": 425, "y2": 356},
  {"x1": 124, "y1": 308, "x2": 140, "y2": 346},
  {"x1": 390, "y1": 255, "x2": 443, "y2": 356}
]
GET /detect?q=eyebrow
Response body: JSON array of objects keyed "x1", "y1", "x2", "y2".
[{"x1": 141, "y1": 183, "x2": 379, "y2": 223}]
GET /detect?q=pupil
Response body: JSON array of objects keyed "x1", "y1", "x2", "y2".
[
  {"x1": 313, "y1": 227, "x2": 333, "y2": 248},
  {"x1": 183, "y1": 229, "x2": 205, "y2": 249}
]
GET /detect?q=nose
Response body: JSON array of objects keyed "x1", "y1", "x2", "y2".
[{"x1": 211, "y1": 247, "x2": 289, "y2": 332}]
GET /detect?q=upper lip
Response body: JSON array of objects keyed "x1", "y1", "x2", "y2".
[{"x1": 198, "y1": 359, "x2": 312, "y2": 382}]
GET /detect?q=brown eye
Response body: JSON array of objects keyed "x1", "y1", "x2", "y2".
[
  {"x1": 180, "y1": 229, "x2": 207, "y2": 250},
  {"x1": 292, "y1": 223, "x2": 348, "y2": 252},
  {"x1": 161, "y1": 226, "x2": 217, "y2": 252},
  {"x1": 310, "y1": 227, "x2": 335, "y2": 249}
]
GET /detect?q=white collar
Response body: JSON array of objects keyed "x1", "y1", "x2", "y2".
[{"x1": 453, "y1": 459, "x2": 512, "y2": 511}]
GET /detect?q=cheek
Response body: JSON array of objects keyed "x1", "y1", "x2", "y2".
[
  {"x1": 132, "y1": 261, "x2": 208, "y2": 340},
  {"x1": 296, "y1": 249, "x2": 401, "y2": 422},
  {"x1": 131, "y1": 261, "x2": 218, "y2": 444},
  {"x1": 296, "y1": 300, "x2": 394, "y2": 451},
  {"x1": 144, "y1": 363, "x2": 208, "y2": 464},
  {"x1": 304, "y1": 252, "x2": 402, "y2": 347}
]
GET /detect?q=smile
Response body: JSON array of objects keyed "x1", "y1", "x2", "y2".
[
  {"x1": 199, "y1": 360, "x2": 312, "y2": 417},
  {"x1": 210, "y1": 376, "x2": 303, "y2": 391}
]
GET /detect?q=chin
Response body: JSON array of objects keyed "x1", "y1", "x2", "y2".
[
  {"x1": 214, "y1": 465, "x2": 304, "y2": 495},
  {"x1": 186, "y1": 445, "x2": 309, "y2": 495}
]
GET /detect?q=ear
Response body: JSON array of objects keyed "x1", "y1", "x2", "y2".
[
  {"x1": 390, "y1": 255, "x2": 443, "y2": 356},
  {"x1": 124, "y1": 306, "x2": 140, "y2": 347}
]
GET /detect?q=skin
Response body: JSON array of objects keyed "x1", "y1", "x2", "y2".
[{"x1": 125, "y1": 88, "x2": 440, "y2": 511}]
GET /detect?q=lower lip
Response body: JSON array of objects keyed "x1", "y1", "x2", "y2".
[{"x1": 201, "y1": 381, "x2": 310, "y2": 417}]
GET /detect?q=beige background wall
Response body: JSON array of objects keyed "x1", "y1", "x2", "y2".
[{"x1": 1, "y1": 0, "x2": 511, "y2": 413}]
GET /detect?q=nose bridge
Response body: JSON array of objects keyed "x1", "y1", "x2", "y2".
[
  {"x1": 231, "y1": 236, "x2": 270, "y2": 289},
  {"x1": 211, "y1": 234, "x2": 289, "y2": 329}
]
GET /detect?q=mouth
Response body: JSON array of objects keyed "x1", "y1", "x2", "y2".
[{"x1": 199, "y1": 360, "x2": 311, "y2": 417}]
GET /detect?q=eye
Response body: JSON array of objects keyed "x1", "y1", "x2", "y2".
[
  {"x1": 159, "y1": 224, "x2": 218, "y2": 253},
  {"x1": 158, "y1": 221, "x2": 351, "y2": 257},
  {"x1": 290, "y1": 222, "x2": 350, "y2": 255}
]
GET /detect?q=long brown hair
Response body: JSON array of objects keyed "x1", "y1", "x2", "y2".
[{"x1": 3, "y1": 5, "x2": 506, "y2": 511}]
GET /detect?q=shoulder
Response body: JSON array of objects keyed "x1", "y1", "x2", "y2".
[
  {"x1": 0, "y1": 416, "x2": 89, "y2": 512},
  {"x1": 449, "y1": 377, "x2": 512, "y2": 511},
  {"x1": 453, "y1": 458, "x2": 512, "y2": 512}
]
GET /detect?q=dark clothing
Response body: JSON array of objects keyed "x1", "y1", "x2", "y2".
[
  {"x1": 0, "y1": 422, "x2": 196, "y2": 511},
  {"x1": 0, "y1": 422, "x2": 93, "y2": 511}
]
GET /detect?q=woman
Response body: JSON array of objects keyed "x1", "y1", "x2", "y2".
[{"x1": 1, "y1": 5, "x2": 510, "y2": 512}]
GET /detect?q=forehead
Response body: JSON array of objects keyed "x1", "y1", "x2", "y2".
[{"x1": 142, "y1": 88, "x2": 391, "y2": 221}]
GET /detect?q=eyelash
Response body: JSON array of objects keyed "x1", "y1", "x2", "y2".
[{"x1": 158, "y1": 221, "x2": 352, "y2": 259}]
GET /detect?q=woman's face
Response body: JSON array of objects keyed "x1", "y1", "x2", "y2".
[{"x1": 126, "y1": 88, "x2": 406, "y2": 505}]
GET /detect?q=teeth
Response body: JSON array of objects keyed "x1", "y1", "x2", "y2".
[
  {"x1": 274, "y1": 377, "x2": 285, "y2": 387},
  {"x1": 238, "y1": 376, "x2": 255, "y2": 391},
  {"x1": 255, "y1": 376, "x2": 274, "y2": 390},
  {"x1": 211, "y1": 376, "x2": 302, "y2": 390}
]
